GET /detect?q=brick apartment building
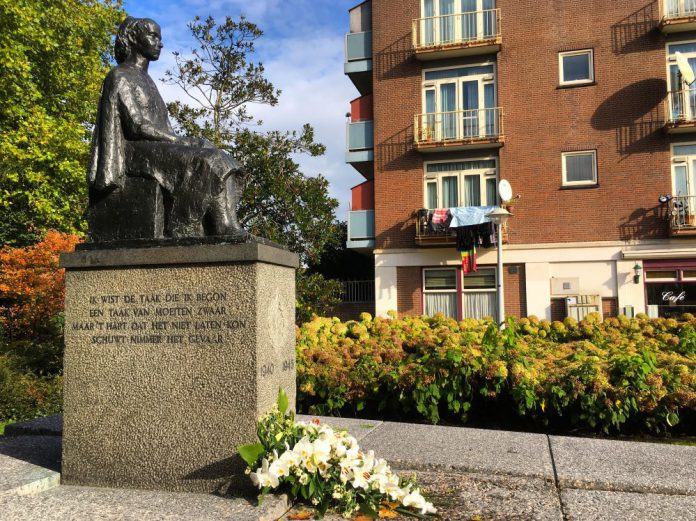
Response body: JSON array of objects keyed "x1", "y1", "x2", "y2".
[{"x1": 344, "y1": 0, "x2": 696, "y2": 321}]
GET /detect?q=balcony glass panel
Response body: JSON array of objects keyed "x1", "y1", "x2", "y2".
[
  {"x1": 347, "y1": 121, "x2": 374, "y2": 151},
  {"x1": 346, "y1": 31, "x2": 372, "y2": 62},
  {"x1": 348, "y1": 210, "x2": 375, "y2": 240}
]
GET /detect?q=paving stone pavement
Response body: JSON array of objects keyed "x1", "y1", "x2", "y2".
[{"x1": 1, "y1": 415, "x2": 695, "y2": 521}]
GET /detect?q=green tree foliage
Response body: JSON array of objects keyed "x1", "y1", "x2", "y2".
[
  {"x1": 0, "y1": 0, "x2": 124, "y2": 246},
  {"x1": 165, "y1": 16, "x2": 339, "y2": 262}
]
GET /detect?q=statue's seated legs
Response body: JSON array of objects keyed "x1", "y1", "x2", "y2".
[{"x1": 88, "y1": 177, "x2": 164, "y2": 242}]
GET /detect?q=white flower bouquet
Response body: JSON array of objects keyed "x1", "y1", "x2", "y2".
[{"x1": 239, "y1": 390, "x2": 438, "y2": 519}]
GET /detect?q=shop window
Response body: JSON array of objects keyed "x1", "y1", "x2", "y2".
[{"x1": 645, "y1": 268, "x2": 696, "y2": 317}]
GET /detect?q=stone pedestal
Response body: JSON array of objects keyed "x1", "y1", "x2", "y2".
[{"x1": 60, "y1": 241, "x2": 298, "y2": 494}]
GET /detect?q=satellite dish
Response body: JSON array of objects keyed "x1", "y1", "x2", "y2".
[
  {"x1": 676, "y1": 52, "x2": 696, "y2": 86},
  {"x1": 498, "y1": 179, "x2": 513, "y2": 202}
]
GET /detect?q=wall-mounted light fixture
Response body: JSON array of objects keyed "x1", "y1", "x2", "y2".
[{"x1": 633, "y1": 263, "x2": 642, "y2": 284}]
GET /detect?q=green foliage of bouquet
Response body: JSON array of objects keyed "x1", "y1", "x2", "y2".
[{"x1": 239, "y1": 390, "x2": 437, "y2": 519}]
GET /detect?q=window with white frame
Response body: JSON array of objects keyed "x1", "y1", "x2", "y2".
[
  {"x1": 423, "y1": 267, "x2": 497, "y2": 319},
  {"x1": 461, "y1": 268, "x2": 497, "y2": 319},
  {"x1": 424, "y1": 159, "x2": 498, "y2": 209},
  {"x1": 423, "y1": 268, "x2": 458, "y2": 318},
  {"x1": 558, "y1": 50, "x2": 594, "y2": 86},
  {"x1": 421, "y1": 64, "x2": 498, "y2": 141},
  {"x1": 667, "y1": 41, "x2": 696, "y2": 121},
  {"x1": 562, "y1": 151, "x2": 597, "y2": 186}
]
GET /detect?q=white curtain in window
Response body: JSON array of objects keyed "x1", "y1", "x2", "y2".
[
  {"x1": 423, "y1": 0, "x2": 435, "y2": 45},
  {"x1": 441, "y1": 83, "x2": 457, "y2": 139},
  {"x1": 482, "y1": 0, "x2": 496, "y2": 37},
  {"x1": 440, "y1": 0, "x2": 455, "y2": 43},
  {"x1": 566, "y1": 154, "x2": 594, "y2": 183},
  {"x1": 461, "y1": 0, "x2": 477, "y2": 40},
  {"x1": 425, "y1": 293, "x2": 457, "y2": 318},
  {"x1": 462, "y1": 80, "x2": 479, "y2": 137},
  {"x1": 442, "y1": 176, "x2": 458, "y2": 207},
  {"x1": 462, "y1": 292, "x2": 496, "y2": 319},
  {"x1": 463, "y1": 175, "x2": 481, "y2": 206},
  {"x1": 687, "y1": 0, "x2": 696, "y2": 15}
]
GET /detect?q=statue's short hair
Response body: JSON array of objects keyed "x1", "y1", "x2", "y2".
[{"x1": 115, "y1": 16, "x2": 153, "y2": 64}]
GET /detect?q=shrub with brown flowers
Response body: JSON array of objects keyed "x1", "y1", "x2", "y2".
[{"x1": 296, "y1": 312, "x2": 696, "y2": 435}]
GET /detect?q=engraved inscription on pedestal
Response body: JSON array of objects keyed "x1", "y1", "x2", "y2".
[{"x1": 61, "y1": 247, "x2": 297, "y2": 494}]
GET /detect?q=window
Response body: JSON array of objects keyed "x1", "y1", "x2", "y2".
[
  {"x1": 667, "y1": 42, "x2": 696, "y2": 121},
  {"x1": 559, "y1": 50, "x2": 594, "y2": 86},
  {"x1": 562, "y1": 151, "x2": 597, "y2": 186},
  {"x1": 423, "y1": 268, "x2": 458, "y2": 318},
  {"x1": 423, "y1": 267, "x2": 497, "y2": 319},
  {"x1": 421, "y1": 64, "x2": 498, "y2": 141},
  {"x1": 424, "y1": 159, "x2": 498, "y2": 209}
]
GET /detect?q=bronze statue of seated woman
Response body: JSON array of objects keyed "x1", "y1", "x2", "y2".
[{"x1": 87, "y1": 16, "x2": 246, "y2": 242}]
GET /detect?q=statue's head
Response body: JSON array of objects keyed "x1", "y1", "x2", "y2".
[{"x1": 115, "y1": 16, "x2": 162, "y2": 64}]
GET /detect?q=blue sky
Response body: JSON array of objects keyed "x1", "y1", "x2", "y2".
[{"x1": 122, "y1": 0, "x2": 364, "y2": 218}]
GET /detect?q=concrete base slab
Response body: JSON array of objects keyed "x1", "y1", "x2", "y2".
[
  {"x1": 550, "y1": 436, "x2": 696, "y2": 495},
  {"x1": 360, "y1": 422, "x2": 555, "y2": 479},
  {"x1": 313, "y1": 470, "x2": 563, "y2": 521},
  {"x1": 0, "y1": 436, "x2": 61, "y2": 497},
  {"x1": 296, "y1": 415, "x2": 382, "y2": 441},
  {"x1": 562, "y1": 489, "x2": 696, "y2": 521},
  {"x1": 0, "y1": 486, "x2": 290, "y2": 521}
]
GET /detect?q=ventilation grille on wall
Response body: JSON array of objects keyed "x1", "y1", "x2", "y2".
[{"x1": 566, "y1": 295, "x2": 602, "y2": 321}]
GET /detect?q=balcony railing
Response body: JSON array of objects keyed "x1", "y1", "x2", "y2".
[
  {"x1": 665, "y1": 89, "x2": 696, "y2": 131},
  {"x1": 662, "y1": 0, "x2": 696, "y2": 19},
  {"x1": 345, "y1": 31, "x2": 372, "y2": 62},
  {"x1": 660, "y1": 1, "x2": 696, "y2": 31},
  {"x1": 412, "y1": 9, "x2": 501, "y2": 52},
  {"x1": 670, "y1": 195, "x2": 696, "y2": 235},
  {"x1": 348, "y1": 210, "x2": 375, "y2": 241},
  {"x1": 414, "y1": 108, "x2": 503, "y2": 149},
  {"x1": 415, "y1": 208, "x2": 508, "y2": 246},
  {"x1": 347, "y1": 120, "x2": 374, "y2": 151}
]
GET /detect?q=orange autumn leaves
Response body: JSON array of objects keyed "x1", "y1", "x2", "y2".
[{"x1": 0, "y1": 231, "x2": 80, "y2": 338}]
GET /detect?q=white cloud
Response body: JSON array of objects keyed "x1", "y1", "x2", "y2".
[{"x1": 149, "y1": 24, "x2": 366, "y2": 222}]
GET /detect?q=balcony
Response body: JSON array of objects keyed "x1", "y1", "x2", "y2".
[
  {"x1": 414, "y1": 108, "x2": 504, "y2": 152},
  {"x1": 660, "y1": 1, "x2": 696, "y2": 33},
  {"x1": 346, "y1": 120, "x2": 374, "y2": 178},
  {"x1": 348, "y1": 209, "x2": 375, "y2": 250},
  {"x1": 415, "y1": 208, "x2": 508, "y2": 247},
  {"x1": 345, "y1": 31, "x2": 372, "y2": 95},
  {"x1": 665, "y1": 89, "x2": 696, "y2": 133},
  {"x1": 669, "y1": 195, "x2": 696, "y2": 236},
  {"x1": 412, "y1": 9, "x2": 501, "y2": 60}
]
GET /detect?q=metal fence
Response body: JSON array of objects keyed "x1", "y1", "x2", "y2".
[
  {"x1": 662, "y1": 0, "x2": 696, "y2": 19},
  {"x1": 670, "y1": 194, "x2": 696, "y2": 230},
  {"x1": 340, "y1": 280, "x2": 374, "y2": 303}
]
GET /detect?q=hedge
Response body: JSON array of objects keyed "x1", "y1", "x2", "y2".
[{"x1": 296, "y1": 312, "x2": 696, "y2": 435}]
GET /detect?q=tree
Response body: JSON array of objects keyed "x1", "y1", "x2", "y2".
[
  {"x1": 0, "y1": 0, "x2": 124, "y2": 246},
  {"x1": 164, "y1": 16, "x2": 340, "y2": 265}
]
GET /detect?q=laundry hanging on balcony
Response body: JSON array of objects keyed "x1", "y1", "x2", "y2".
[
  {"x1": 449, "y1": 206, "x2": 498, "y2": 274},
  {"x1": 427, "y1": 208, "x2": 452, "y2": 233}
]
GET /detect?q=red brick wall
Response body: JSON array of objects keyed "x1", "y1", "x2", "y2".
[
  {"x1": 371, "y1": 0, "x2": 672, "y2": 250},
  {"x1": 504, "y1": 264, "x2": 527, "y2": 318},
  {"x1": 397, "y1": 266, "x2": 423, "y2": 316}
]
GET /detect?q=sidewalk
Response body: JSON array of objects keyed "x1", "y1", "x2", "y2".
[{"x1": 1, "y1": 415, "x2": 695, "y2": 520}]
